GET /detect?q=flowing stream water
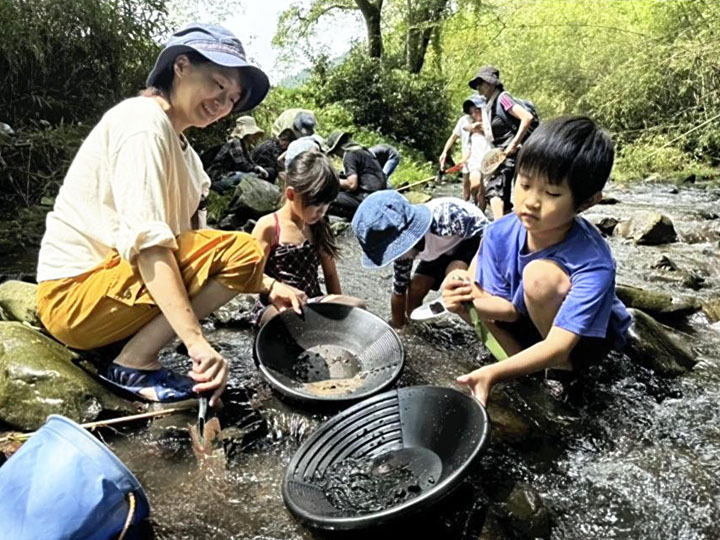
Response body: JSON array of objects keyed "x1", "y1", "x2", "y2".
[{"x1": 3, "y1": 180, "x2": 720, "y2": 539}]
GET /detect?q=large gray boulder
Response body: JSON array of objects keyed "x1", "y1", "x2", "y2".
[
  {"x1": 228, "y1": 175, "x2": 282, "y2": 221},
  {"x1": 616, "y1": 284, "x2": 699, "y2": 319},
  {"x1": 0, "y1": 322, "x2": 136, "y2": 430},
  {"x1": 624, "y1": 308, "x2": 697, "y2": 376},
  {"x1": 0, "y1": 280, "x2": 40, "y2": 326},
  {"x1": 614, "y1": 211, "x2": 677, "y2": 245}
]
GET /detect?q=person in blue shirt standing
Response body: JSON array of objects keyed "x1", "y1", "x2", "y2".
[{"x1": 442, "y1": 116, "x2": 631, "y2": 404}]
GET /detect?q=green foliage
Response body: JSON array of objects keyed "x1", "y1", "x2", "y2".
[
  {"x1": 316, "y1": 48, "x2": 452, "y2": 159},
  {"x1": 0, "y1": 0, "x2": 168, "y2": 211}
]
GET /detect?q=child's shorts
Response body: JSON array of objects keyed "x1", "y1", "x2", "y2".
[
  {"x1": 414, "y1": 236, "x2": 482, "y2": 291},
  {"x1": 495, "y1": 315, "x2": 615, "y2": 374},
  {"x1": 37, "y1": 229, "x2": 265, "y2": 350}
]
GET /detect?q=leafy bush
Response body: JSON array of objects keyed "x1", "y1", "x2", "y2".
[{"x1": 315, "y1": 48, "x2": 452, "y2": 160}]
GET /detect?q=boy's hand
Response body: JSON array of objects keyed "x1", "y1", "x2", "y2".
[
  {"x1": 441, "y1": 270, "x2": 473, "y2": 313},
  {"x1": 456, "y1": 366, "x2": 494, "y2": 405}
]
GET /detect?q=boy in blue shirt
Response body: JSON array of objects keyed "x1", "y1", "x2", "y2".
[{"x1": 442, "y1": 116, "x2": 631, "y2": 405}]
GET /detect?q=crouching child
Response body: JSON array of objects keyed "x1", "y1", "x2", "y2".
[{"x1": 442, "y1": 116, "x2": 631, "y2": 405}]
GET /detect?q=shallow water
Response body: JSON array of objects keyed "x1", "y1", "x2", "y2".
[{"x1": 3, "y1": 180, "x2": 720, "y2": 539}]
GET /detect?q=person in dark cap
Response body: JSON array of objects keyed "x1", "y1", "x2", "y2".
[
  {"x1": 36, "y1": 23, "x2": 305, "y2": 406},
  {"x1": 326, "y1": 131, "x2": 387, "y2": 219},
  {"x1": 468, "y1": 66, "x2": 536, "y2": 219}
]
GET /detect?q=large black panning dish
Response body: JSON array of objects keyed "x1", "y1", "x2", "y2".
[
  {"x1": 282, "y1": 386, "x2": 490, "y2": 530},
  {"x1": 254, "y1": 303, "x2": 404, "y2": 404}
]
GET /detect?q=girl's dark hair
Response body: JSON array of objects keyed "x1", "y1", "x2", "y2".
[
  {"x1": 141, "y1": 51, "x2": 210, "y2": 100},
  {"x1": 516, "y1": 116, "x2": 614, "y2": 209},
  {"x1": 286, "y1": 150, "x2": 340, "y2": 257}
]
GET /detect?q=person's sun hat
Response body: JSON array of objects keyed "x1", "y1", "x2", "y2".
[
  {"x1": 462, "y1": 94, "x2": 488, "y2": 114},
  {"x1": 293, "y1": 111, "x2": 317, "y2": 137},
  {"x1": 231, "y1": 116, "x2": 264, "y2": 139},
  {"x1": 468, "y1": 66, "x2": 502, "y2": 89},
  {"x1": 326, "y1": 131, "x2": 353, "y2": 155},
  {"x1": 285, "y1": 134, "x2": 327, "y2": 167},
  {"x1": 351, "y1": 191, "x2": 433, "y2": 269},
  {"x1": 146, "y1": 23, "x2": 270, "y2": 112}
]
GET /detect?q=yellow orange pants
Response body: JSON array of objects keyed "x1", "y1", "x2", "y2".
[{"x1": 37, "y1": 230, "x2": 264, "y2": 350}]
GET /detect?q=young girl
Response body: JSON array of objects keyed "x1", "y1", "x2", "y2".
[
  {"x1": 460, "y1": 96, "x2": 492, "y2": 211},
  {"x1": 35, "y1": 24, "x2": 303, "y2": 406},
  {"x1": 252, "y1": 150, "x2": 365, "y2": 326}
]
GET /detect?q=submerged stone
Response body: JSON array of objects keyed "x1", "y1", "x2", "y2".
[
  {"x1": 614, "y1": 211, "x2": 677, "y2": 245},
  {"x1": 0, "y1": 280, "x2": 40, "y2": 326},
  {"x1": 0, "y1": 322, "x2": 136, "y2": 430},
  {"x1": 499, "y1": 483, "x2": 551, "y2": 539},
  {"x1": 624, "y1": 308, "x2": 697, "y2": 376}
]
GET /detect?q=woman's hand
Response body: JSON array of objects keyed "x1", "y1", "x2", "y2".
[
  {"x1": 441, "y1": 269, "x2": 473, "y2": 313},
  {"x1": 187, "y1": 339, "x2": 228, "y2": 406},
  {"x1": 456, "y1": 366, "x2": 495, "y2": 405},
  {"x1": 268, "y1": 280, "x2": 307, "y2": 315},
  {"x1": 439, "y1": 151, "x2": 448, "y2": 169}
]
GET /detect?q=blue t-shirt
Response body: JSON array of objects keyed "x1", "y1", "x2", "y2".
[{"x1": 475, "y1": 213, "x2": 631, "y2": 349}]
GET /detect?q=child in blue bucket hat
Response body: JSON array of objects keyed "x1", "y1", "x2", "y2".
[
  {"x1": 36, "y1": 23, "x2": 306, "y2": 406},
  {"x1": 352, "y1": 191, "x2": 487, "y2": 328}
]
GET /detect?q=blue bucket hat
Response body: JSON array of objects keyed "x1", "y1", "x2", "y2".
[
  {"x1": 146, "y1": 23, "x2": 270, "y2": 113},
  {"x1": 351, "y1": 191, "x2": 433, "y2": 269}
]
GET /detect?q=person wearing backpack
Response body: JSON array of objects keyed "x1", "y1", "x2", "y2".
[{"x1": 468, "y1": 66, "x2": 537, "y2": 220}]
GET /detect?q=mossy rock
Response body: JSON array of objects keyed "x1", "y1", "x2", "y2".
[
  {"x1": 0, "y1": 322, "x2": 136, "y2": 430},
  {"x1": 0, "y1": 280, "x2": 40, "y2": 326},
  {"x1": 616, "y1": 284, "x2": 699, "y2": 319},
  {"x1": 624, "y1": 308, "x2": 697, "y2": 376}
]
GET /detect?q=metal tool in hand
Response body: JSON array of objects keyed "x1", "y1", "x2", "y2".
[{"x1": 196, "y1": 395, "x2": 209, "y2": 444}]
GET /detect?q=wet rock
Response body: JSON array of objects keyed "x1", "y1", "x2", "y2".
[
  {"x1": 615, "y1": 284, "x2": 699, "y2": 319},
  {"x1": 701, "y1": 298, "x2": 720, "y2": 322},
  {"x1": 485, "y1": 399, "x2": 533, "y2": 445},
  {"x1": 403, "y1": 190, "x2": 432, "y2": 205},
  {"x1": 591, "y1": 216, "x2": 618, "y2": 235},
  {"x1": 330, "y1": 220, "x2": 350, "y2": 236},
  {"x1": 614, "y1": 211, "x2": 677, "y2": 245},
  {"x1": 680, "y1": 223, "x2": 720, "y2": 244},
  {"x1": 681, "y1": 272, "x2": 705, "y2": 291},
  {"x1": 624, "y1": 308, "x2": 697, "y2": 376},
  {"x1": 698, "y1": 210, "x2": 719, "y2": 220},
  {"x1": 651, "y1": 255, "x2": 679, "y2": 271},
  {"x1": 682, "y1": 173, "x2": 696, "y2": 184},
  {"x1": 667, "y1": 186, "x2": 679, "y2": 194},
  {"x1": 498, "y1": 483, "x2": 551, "y2": 539},
  {"x1": 0, "y1": 280, "x2": 40, "y2": 326},
  {"x1": 598, "y1": 196, "x2": 620, "y2": 205},
  {"x1": 212, "y1": 294, "x2": 256, "y2": 327},
  {"x1": 0, "y1": 322, "x2": 136, "y2": 430},
  {"x1": 227, "y1": 175, "x2": 281, "y2": 222}
]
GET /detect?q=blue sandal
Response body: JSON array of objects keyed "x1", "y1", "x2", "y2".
[{"x1": 99, "y1": 364, "x2": 196, "y2": 402}]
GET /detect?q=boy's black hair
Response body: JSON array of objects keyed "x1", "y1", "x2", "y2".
[{"x1": 516, "y1": 116, "x2": 614, "y2": 208}]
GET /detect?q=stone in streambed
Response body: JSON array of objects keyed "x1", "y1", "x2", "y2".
[
  {"x1": 615, "y1": 284, "x2": 699, "y2": 320},
  {"x1": 0, "y1": 280, "x2": 40, "y2": 326},
  {"x1": 624, "y1": 308, "x2": 697, "y2": 376},
  {"x1": 0, "y1": 322, "x2": 136, "y2": 430},
  {"x1": 614, "y1": 211, "x2": 677, "y2": 245}
]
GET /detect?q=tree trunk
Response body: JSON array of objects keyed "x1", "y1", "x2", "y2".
[
  {"x1": 404, "y1": 0, "x2": 448, "y2": 73},
  {"x1": 355, "y1": 0, "x2": 384, "y2": 58}
]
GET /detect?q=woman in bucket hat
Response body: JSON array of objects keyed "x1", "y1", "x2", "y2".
[
  {"x1": 36, "y1": 23, "x2": 306, "y2": 406},
  {"x1": 468, "y1": 65, "x2": 535, "y2": 219}
]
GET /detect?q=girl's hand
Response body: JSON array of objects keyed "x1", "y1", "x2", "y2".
[
  {"x1": 269, "y1": 280, "x2": 307, "y2": 315},
  {"x1": 187, "y1": 339, "x2": 228, "y2": 406},
  {"x1": 441, "y1": 270, "x2": 473, "y2": 313},
  {"x1": 456, "y1": 366, "x2": 494, "y2": 405}
]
